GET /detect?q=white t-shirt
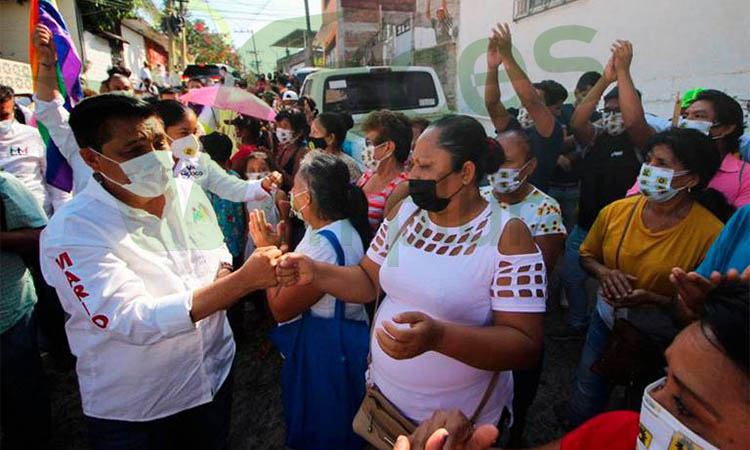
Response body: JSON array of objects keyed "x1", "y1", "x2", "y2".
[
  {"x1": 0, "y1": 120, "x2": 71, "y2": 216},
  {"x1": 290, "y1": 219, "x2": 368, "y2": 323}
]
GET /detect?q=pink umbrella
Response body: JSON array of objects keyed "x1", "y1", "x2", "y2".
[{"x1": 180, "y1": 85, "x2": 277, "y2": 122}]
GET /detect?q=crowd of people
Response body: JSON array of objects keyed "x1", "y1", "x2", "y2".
[{"x1": 1, "y1": 21, "x2": 748, "y2": 450}]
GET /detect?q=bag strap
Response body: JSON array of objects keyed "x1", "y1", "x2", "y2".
[
  {"x1": 469, "y1": 372, "x2": 500, "y2": 423},
  {"x1": 317, "y1": 229, "x2": 346, "y2": 320},
  {"x1": 614, "y1": 198, "x2": 640, "y2": 271}
]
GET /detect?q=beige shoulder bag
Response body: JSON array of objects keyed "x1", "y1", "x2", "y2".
[{"x1": 352, "y1": 207, "x2": 500, "y2": 449}]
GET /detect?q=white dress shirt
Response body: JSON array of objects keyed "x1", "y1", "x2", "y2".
[
  {"x1": 40, "y1": 177, "x2": 235, "y2": 421},
  {"x1": 33, "y1": 94, "x2": 270, "y2": 203},
  {"x1": 0, "y1": 120, "x2": 72, "y2": 216}
]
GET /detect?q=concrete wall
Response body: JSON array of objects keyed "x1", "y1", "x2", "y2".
[
  {"x1": 0, "y1": 0, "x2": 83, "y2": 64},
  {"x1": 121, "y1": 24, "x2": 147, "y2": 80},
  {"x1": 82, "y1": 31, "x2": 112, "y2": 91},
  {"x1": 457, "y1": 0, "x2": 750, "y2": 120}
]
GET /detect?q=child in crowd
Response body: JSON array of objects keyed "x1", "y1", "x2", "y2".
[{"x1": 244, "y1": 152, "x2": 290, "y2": 259}]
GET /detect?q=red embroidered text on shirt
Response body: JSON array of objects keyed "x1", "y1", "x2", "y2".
[{"x1": 56, "y1": 251, "x2": 108, "y2": 329}]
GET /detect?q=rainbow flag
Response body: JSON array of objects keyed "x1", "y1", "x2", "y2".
[{"x1": 29, "y1": 0, "x2": 83, "y2": 192}]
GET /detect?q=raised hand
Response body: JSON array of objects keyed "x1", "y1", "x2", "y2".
[
  {"x1": 276, "y1": 253, "x2": 315, "y2": 287},
  {"x1": 376, "y1": 312, "x2": 443, "y2": 360},
  {"x1": 248, "y1": 209, "x2": 283, "y2": 248},
  {"x1": 611, "y1": 39, "x2": 633, "y2": 73},
  {"x1": 32, "y1": 24, "x2": 56, "y2": 65},
  {"x1": 486, "y1": 29, "x2": 504, "y2": 68},
  {"x1": 603, "y1": 53, "x2": 617, "y2": 84},
  {"x1": 491, "y1": 23, "x2": 514, "y2": 61}
]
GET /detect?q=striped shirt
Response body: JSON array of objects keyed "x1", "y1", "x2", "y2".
[{"x1": 357, "y1": 170, "x2": 408, "y2": 231}]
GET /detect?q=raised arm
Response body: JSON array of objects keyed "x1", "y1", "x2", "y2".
[
  {"x1": 494, "y1": 23, "x2": 555, "y2": 137},
  {"x1": 485, "y1": 30, "x2": 513, "y2": 133},
  {"x1": 612, "y1": 40, "x2": 655, "y2": 149},
  {"x1": 32, "y1": 24, "x2": 59, "y2": 102},
  {"x1": 571, "y1": 56, "x2": 616, "y2": 146}
]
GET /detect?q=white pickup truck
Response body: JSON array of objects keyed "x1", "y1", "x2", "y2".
[{"x1": 300, "y1": 66, "x2": 494, "y2": 164}]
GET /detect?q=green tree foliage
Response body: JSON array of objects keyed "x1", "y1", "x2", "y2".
[{"x1": 78, "y1": 0, "x2": 138, "y2": 33}]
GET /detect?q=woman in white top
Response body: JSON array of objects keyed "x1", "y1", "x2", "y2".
[
  {"x1": 249, "y1": 150, "x2": 372, "y2": 322},
  {"x1": 277, "y1": 115, "x2": 547, "y2": 427}
]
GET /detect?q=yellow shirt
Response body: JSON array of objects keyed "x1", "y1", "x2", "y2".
[{"x1": 580, "y1": 195, "x2": 723, "y2": 297}]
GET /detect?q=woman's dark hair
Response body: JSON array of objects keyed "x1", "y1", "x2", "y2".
[
  {"x1": 316, "y1": 112, "x2": 354, "y2": 149},
  {"x1": 69, "y1": 93, "x2": 155, "y2": 149},
  {"x1": 428, "y1": 115, "x2": 495, "y2": 182},
  {"x1": 154, "y1": 100, "x2": 191, "y2": 129},
  {"x1": 275, "y1": 109, "x2": 308, "y2": 137},
  {"x1": 298, "y1": 152, "x2": 373, "y2": 247},
  {"x1": 643, "y1": 128, "x2": 734, "y2": 222},
  {"x1": 200, "y1": 132, "x2": 233, "y2": 166},
  {"x1": 700, "y1": 280, "x2": 749, "y2": 375},
  {"x1": 361, "y1": 110, "x2": 413, "y2": 164},
  {"x1": 233, "y1": 115, "x2": 263, "y2": 145},
  {"x1": 693, "y1": 89, "x2": 745, "y2": 151},
  {"x1": 576, "y1": 71, "x2": 602, "y2": 92}
]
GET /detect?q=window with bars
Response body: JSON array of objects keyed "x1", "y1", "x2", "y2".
[{"x1": 513, "y1": 0, "x2": 580, "y2": 20}]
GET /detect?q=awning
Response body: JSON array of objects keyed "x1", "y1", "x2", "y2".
[{"x1": 271, "y1": 29, "x2": 316, "y2": 48}]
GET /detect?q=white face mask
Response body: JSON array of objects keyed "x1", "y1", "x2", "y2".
[
  {"x1": 678, "y1": 118, "x2": 714, "y2": 136},
  {"x1": 93, "y1": 149, "x2": 173, "y2": 198},
  {"x1": 245, "y1": 171, "x2": 269, "y2": 181},
  {"x1": 517, "y1": 107, "x2": 535, "y2": 130},
  {"x1": 601, "y1": 111, "x2": 626, "y2": 136},
  {"x1": 170, "y1": 134, "x2": 201, "y2": 160},
  {"x1": 0, "y1": 119, "x2": 13, "y2": 135},
  {"x1": 638, "y1": 163, "x2": 691, "y2": 203},
  {"x1": 289, "y1": 189, "x2": 309, "y2": 221},
  {"x1": 637, "y1": 377, "x2": 720, "y2": 450},
  {"x1": 490, "y1": 160, "x2": 531, "y2": 194},
  {"x1": 362, "y1": 142, "x2": 390, "y2": 172},
  {"x1": 276, "y1": 128, "x2": 295, "y2": 145}
]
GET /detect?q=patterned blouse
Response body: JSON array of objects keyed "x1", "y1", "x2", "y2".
[
  {"x1": 480, "y1": 185, "x2": 566, "y2": 236},
  {"x1": 205, "y1": 170, "x2": 247, "y2": 258}
]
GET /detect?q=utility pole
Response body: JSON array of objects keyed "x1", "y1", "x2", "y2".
[
  {"x1": 250, "y1": 29, "x2": 261, "y2": 74},
  {"x1": 177, "y1": 0, "x2": 188, "y2": 67},
  {"x1": 166, "y1": 0, "x2": 175, "y2": 73},
  {"x1": 304, "y1": 0, "x2": 313, "y2": 66}
]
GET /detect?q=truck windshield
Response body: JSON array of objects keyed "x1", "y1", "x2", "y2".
[{"x1": 323, "y1": 71, "x2": 438, "y2": 114}]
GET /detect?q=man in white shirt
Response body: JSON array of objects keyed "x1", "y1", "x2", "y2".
[
  {"x1": 220, "y1": 67, "x2": 235, "y2": 87},
  {"x1": 138, "y1": 62, "x2": 152, "y2": 86},
  {"x1": 40, "y1": 93, "x2": 281, "y2": 449},
  {"x1": 0, "y1": 84, "x2": 71, "y2": 216}
]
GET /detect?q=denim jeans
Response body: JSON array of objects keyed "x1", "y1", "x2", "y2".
[
  {"x1": 559, "y1": 225, "x2": 590, "y2": 329},
  {"x1": 0, "y1": 310, "x2": 50, "y2": 450},
  {"x1": 567, "y1": 311, "x2": 613, "y2": 427},
  {"x1": 547, "y1": 184, "x2": 580, "y2": 232},
  {"x1": 85, "y1": 371, "x2": 233, "y2": 450}
]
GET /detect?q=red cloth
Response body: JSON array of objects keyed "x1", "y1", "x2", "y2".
[
  {"x1": 561, "y1": 411, "x2": 639, "y2": 450},
  {"x1": 231, "y1": 144, "x2": 257, "y2": 163}
]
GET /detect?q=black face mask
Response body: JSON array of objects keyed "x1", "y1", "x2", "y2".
[
  {"x1": 409, "y1": 172, "x2": 463, "y2": 212},
  {"x1": 308, "y1": 137, "x2": 328, "y2": 150}
]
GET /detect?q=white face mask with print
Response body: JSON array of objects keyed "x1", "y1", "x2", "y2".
[
  {"x1": 601, "y1": 111, "x2": 626, "y2": 136},
  {"x1": 490, "y1": 160, "x2": 531, "y2": 194},
  {"x1": 361, "y1": 142, "x2": 390, "y2": 172},
  {"x1": 517, "y1": 107, "x2": 535, "y2": 130},
  {"x1": 636, "y1": 377, "x2": 719, "y2": 450},
  {"x1": 170, "y1": 134, "x2": 201, "y2": 160},
  {"x1": 637, "y1": 163, "x2": 691, "y2": 203},
  {"x1": 0, "y1": 119, "x2": 13, "y2": 136},
  {"x1": 93, "y1": 149, "x2": 173, "y2": 198},
  {"x1": 276, "y1": 128, "x2": 295, "y2": 145}
]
